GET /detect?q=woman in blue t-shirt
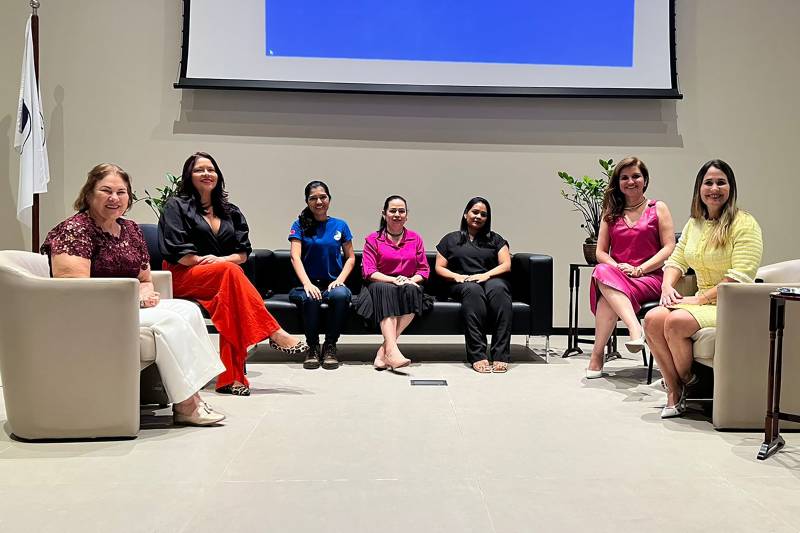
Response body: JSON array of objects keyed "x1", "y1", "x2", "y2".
[{"x1": 289, "y1": 180, "x2": 356, "y2": 370}]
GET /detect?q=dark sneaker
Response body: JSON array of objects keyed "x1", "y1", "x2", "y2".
[
  {"x1": 321, "y1": 343, "x2": 339, "y2": 370},
  {"x1": 303, "y1": 345, "x2": 321, "y2": 370}
]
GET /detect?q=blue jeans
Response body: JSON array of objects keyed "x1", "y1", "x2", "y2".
[{"x1": 288, "y1": 284, "x2": 352, "y2": 346}]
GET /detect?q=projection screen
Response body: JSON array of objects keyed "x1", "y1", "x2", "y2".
[{"x1": 176, "y1": 0, "x2": 681, "y2": 98}]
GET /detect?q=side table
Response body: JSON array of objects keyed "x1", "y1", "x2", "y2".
[
  {"x1": 757, "y1": 291, "x2": 800, "y2": 460},
  {"x1": 563, "y1": 263, "x2": 621, "y2": 359}
]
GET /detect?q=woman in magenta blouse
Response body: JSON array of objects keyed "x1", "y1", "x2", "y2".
[{"x1": 355, "y1": 195, "x2": 432, "y2": 369}]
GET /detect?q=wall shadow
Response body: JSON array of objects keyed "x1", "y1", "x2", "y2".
[
  {"x1": 0, "y1": 115, "x2": 27, "y2": 249},
  {"x1": 42, "y1": 85, "x2": 68, "y2": 227},
  {"x1": 172, "y1": 89, "x2": 683, "y2": 149}
]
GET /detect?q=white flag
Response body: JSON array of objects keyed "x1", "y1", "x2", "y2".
[{"x1": 14, "y1": 15, "x2": 50, "y2": 228}]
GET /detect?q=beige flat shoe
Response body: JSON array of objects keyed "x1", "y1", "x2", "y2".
[{"x1": 174, "y1": 402, "x2": 225, "y2": 426}]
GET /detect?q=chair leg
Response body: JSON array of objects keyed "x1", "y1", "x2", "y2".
[
  {"x1": 641, "y1": 350, "x2": 648, "y2": 367},
  {"x1": 545, "y1": 336, "x2": 550, "y2": 364},
  {"x1": 646, "y1": 347, "x2": 654, "y2": 384}
]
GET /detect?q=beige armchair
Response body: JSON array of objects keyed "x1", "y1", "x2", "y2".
[
  {"x1": 689, "y1": 260, "x2": 800, "y2": 429},
  {"x1": 0, "y1": 250, "x2": 172, "y2": 440}
]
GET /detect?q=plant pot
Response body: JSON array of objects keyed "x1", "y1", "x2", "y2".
[{"x1": 583, "y1": 241, "x2": 598, "y2": 265}]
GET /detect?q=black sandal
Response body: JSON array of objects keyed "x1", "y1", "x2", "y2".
[{"x1": 216, "y1": 383, "x2": 251, "y2": 396}]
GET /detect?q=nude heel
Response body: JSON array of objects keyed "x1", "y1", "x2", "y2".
[{"x1": 384, "y1": 350, "x2": 411, "y2": 370}]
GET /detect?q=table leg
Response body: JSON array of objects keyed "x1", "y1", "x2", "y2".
[
  {"x1": 563, "y1": 265, "x2": 582, "y2": 357},
  {"x1": 758, "y1": 298, "x2": 786, "y2": 461}
]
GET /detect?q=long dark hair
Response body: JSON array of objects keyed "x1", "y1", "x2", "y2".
[
  {"x1": 602, "y1": 156, "x2": 649, "y2": 223},
  {"x1": 690, "y1": 159, "x2": 739, "y2": 248},
  {"x1": 458, "y1": 197, "x2": 493, "y2": 245},
  {"x1": 378, "y1": 195, "x2": 407, "y2": 234},
  {"x1": 177, "y1": 152, "x2": 231, "y2": 216},
  {"x1": 298, "y1": 180, "x2": 331, "y2": 236}
]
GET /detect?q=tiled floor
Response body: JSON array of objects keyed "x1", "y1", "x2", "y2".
[{"x1": 1, "y1": 338, "x2": 798, "y2": 533}]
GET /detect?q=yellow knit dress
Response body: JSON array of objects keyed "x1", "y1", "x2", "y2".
[{"x1": 664, "y1": 211, "x2": 763, "y2": 328}]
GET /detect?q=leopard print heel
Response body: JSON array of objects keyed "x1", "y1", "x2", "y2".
[{"x1": 269, "y1": 338, "x2": 310, "y2": 355}]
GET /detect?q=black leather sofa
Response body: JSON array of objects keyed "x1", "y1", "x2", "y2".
[{"x1": 141, "y1": 224, "x2": 554, "y2": 357}]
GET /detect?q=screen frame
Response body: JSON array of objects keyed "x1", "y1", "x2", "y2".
[{"x1": 174, "y1": 0, "x2": 683, "y2": 99}]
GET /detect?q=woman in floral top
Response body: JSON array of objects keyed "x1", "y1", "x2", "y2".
[{"x1": 42, "y1": 163, "x2": 226, "y2": 427}]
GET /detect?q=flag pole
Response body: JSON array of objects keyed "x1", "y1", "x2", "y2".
[{"x1": 30, "y1": 0, "x2": 40, "y2": 252}]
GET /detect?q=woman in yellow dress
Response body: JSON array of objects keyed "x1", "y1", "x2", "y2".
[{"x1": 644, "y1": 159, "x2": 763, "y2": 419}]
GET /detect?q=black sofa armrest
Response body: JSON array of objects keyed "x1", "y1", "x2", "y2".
[
  {"x1": 247, "y1": 249, "x2": 275, "y2": 298},
  {"x1": 511, "y1": 253, "x2": 553, "y2": 336}
]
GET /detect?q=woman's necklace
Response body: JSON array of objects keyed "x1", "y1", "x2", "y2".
[
  {"x1": 386, "y1": 228, "x2": 404, "y2": 238},
  {"x1": 624, "y1": 197, "x2": 647, "y2": 211}
]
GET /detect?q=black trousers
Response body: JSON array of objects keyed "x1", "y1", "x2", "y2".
[{"x1": 449, "y1": 278, "x2": 512, "y2": 363}]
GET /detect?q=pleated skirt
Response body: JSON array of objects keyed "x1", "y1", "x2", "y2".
[{"x1": 354, "y1": 282, "x2": 433, "y2": 326}]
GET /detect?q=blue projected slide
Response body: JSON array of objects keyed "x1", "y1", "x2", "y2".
[{"x1": 265, "y1": 1, "x2": 634, "y2": 67}]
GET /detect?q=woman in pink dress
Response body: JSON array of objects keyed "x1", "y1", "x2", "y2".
[{"x1": 586, "y1": 157, "x2": 676, "y2": 378}]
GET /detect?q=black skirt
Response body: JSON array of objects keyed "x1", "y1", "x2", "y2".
[{"x1": 354, "y1": 281, "x2": 434, "y2": 327}]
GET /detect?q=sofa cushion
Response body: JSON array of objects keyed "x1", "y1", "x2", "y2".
[
  {"x1": 139, "y1": 327, "x2": 156, "y2": 370},
  {"x1": 692, "y1": 327, "x2": 716, "y2": 367},
  {"x1": 263, "y1": 293, "x2": 532, "y2": 335}
]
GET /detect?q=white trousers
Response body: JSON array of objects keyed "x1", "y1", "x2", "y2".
[{"x1": 139, "y1": 299, "x2": 225, "y2": 404}]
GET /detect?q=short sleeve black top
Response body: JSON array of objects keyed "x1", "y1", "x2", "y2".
[
  {"x1": 158, "y1": 196, "x2": 252, "y2": 264},
  {"x1": 435, "y1": 231, "x2": 509, "y2": 275}
]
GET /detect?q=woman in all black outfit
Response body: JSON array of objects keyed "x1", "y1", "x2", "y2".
[{"x1": 435, "y1": 197, "x2": 512, "y2": 373}]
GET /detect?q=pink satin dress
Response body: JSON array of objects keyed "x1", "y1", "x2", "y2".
[{"x1": 590, "y1": 200, "x2": 664, "y2": 314}]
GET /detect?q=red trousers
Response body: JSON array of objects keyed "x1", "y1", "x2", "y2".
[{"x1": 166, "y1": 261, "x2": 280, "y2": 388}]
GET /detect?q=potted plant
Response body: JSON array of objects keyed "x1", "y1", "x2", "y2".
[
  {"x1": 558, "y1": 158, "x2": 615, "y2": 264},
  {"x1": 133, "y1": 173, "x2": 180, "y2": 218}
]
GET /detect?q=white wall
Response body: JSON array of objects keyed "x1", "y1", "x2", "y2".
[{"x1": 1, "y1": 0, "x2": 798, "y2": 327}]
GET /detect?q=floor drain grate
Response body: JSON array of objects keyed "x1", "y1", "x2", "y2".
[{"x1": 410, "y1": 379, "x2": 448, "y2": 386}]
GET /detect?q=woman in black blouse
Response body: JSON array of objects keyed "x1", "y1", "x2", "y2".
[
  {"x1": 435, "y1": 197, "x2": 512, "y2": 373},
  {"x1": 159, "y1": 152, "x2": 308, "y2": 396}
]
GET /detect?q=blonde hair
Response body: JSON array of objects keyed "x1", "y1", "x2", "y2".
[{"x1": 690, "y1": 159, "x2": 738, "y2": 248}]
